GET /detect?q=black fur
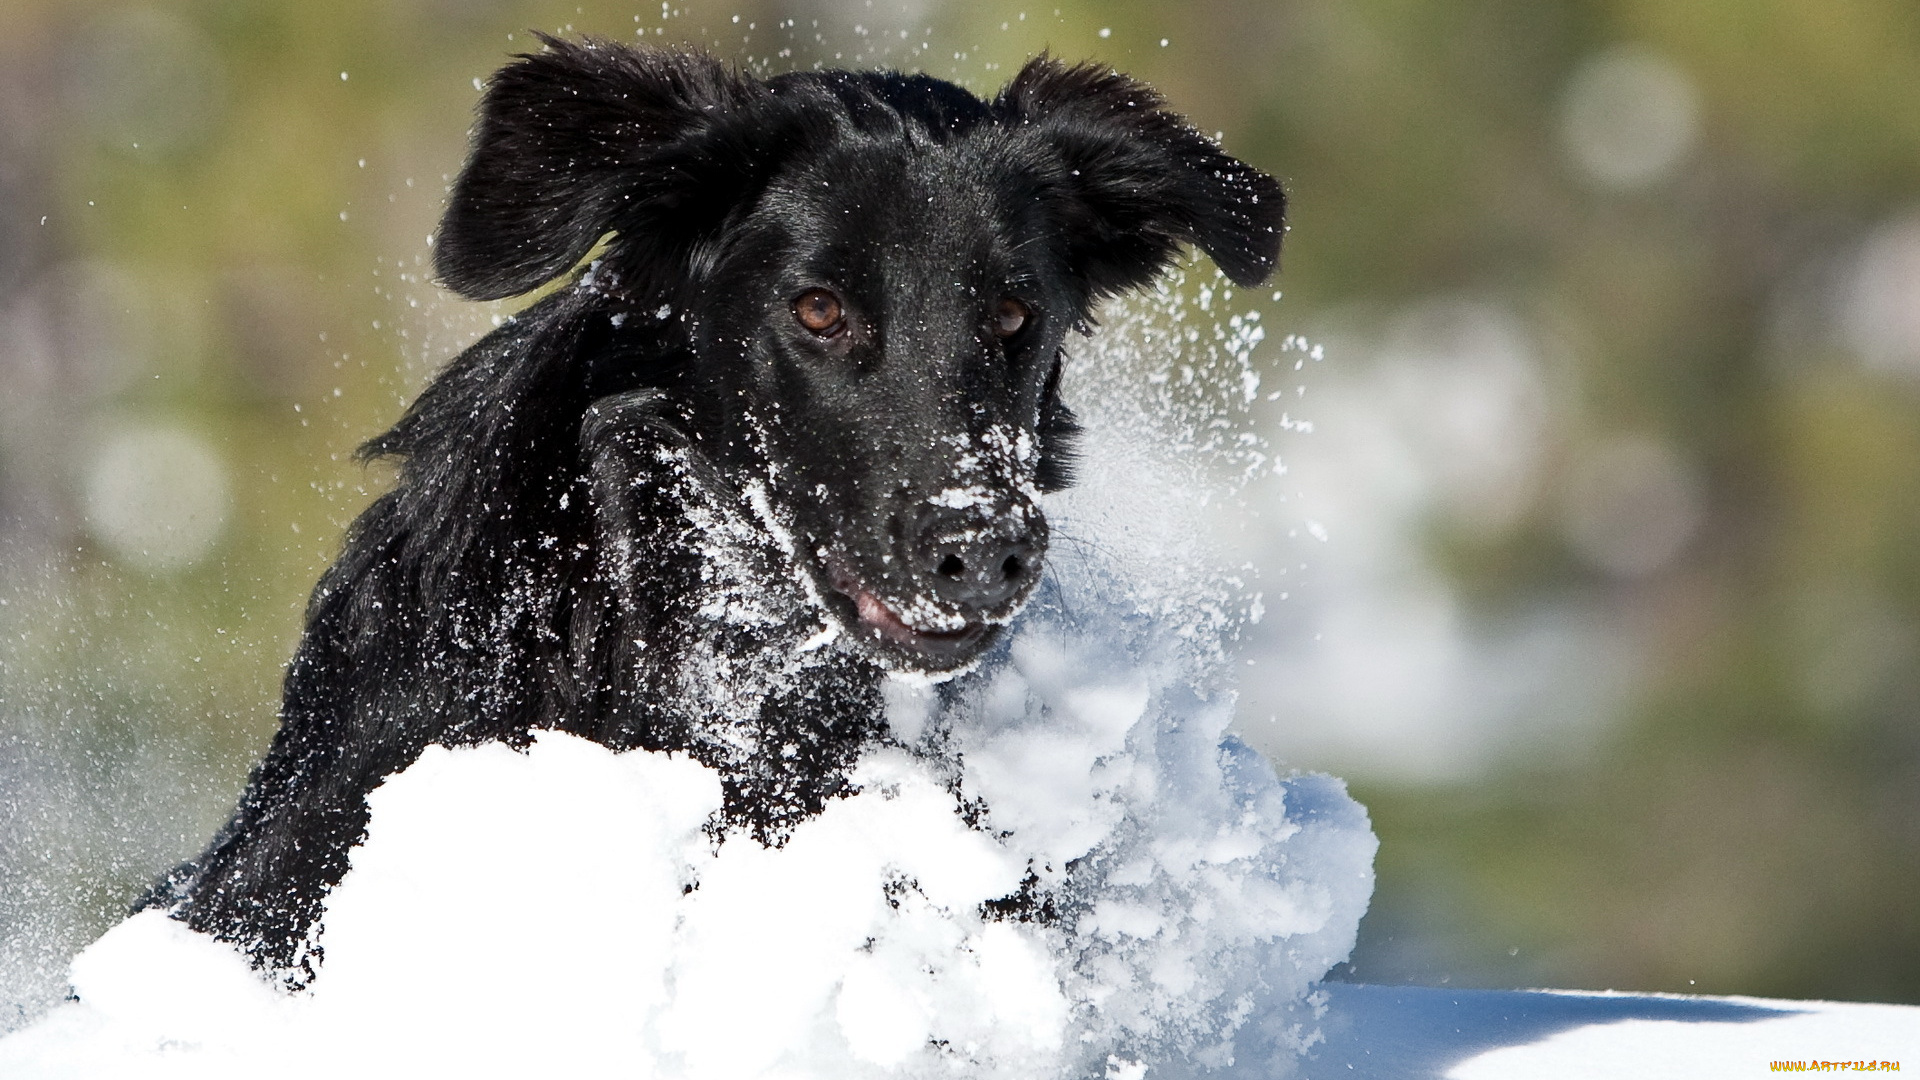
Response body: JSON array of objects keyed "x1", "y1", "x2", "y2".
[{"x1": 146, "y1": 37, "x2": 1283, "y2": 986}]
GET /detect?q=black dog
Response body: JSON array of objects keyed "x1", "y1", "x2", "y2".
[{"x1": 145, "y1": 37, "x2": 1283, "y2": 986}]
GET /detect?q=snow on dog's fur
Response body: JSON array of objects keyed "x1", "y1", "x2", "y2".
[{"x1": 142, "y1": 36, "x2": 1284, "y2": 986}]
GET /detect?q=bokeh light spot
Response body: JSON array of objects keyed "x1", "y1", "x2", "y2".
[
  {"x1": 1558, "y1": 433, "x2": 1701, "y2": 579},
  {"x1": 81, "y1": 422, "x2": 233, "y2": 572},
  {"x1": 1841, "y1": 211, "x2": 1920, "y2": 378},
  {"x1": 1559, "y1": 45, "x2": 1701, "y2": 192}
]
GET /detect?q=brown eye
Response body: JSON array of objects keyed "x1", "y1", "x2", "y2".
[
  {"x1": 994, "y1": 298, "x2": 1030, "y2": 339},
  {"x1": 793, "y1": 289, "x2": 845, "y2": 336}
]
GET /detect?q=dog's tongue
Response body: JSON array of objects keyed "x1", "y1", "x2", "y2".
[{"x1": 854, "y1": 589, "x2": 918, "y2": 643}]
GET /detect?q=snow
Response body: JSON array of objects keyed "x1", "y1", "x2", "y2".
[
  {"x1": 6, "y1": 271, "x2": 1914, "y2": 1077},
  {"x1": 15, "y1": 922, "x2": 1917, "y2": 1079},
  {"x1": 0, "y1": 537, "x2": 1379, "y2": 1079},
  {"x1": 1308, "y1": 983, "x2": 1920, "y2": 1078}
]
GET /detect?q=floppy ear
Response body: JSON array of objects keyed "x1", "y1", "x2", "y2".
[
  {"x1": 434, "y1": 38, "x2": 766, "y2": 301},
  {"x1": 997, "y1": 57, "x2": 1285, "y2": 298}
]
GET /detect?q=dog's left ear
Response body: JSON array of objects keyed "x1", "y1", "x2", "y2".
[
  {"x1": 998, "y1": 58, "x2": 1285, "y2": 298},
  {"x1": 435, "y1": 38, "x2": 773, "y2": 302}
]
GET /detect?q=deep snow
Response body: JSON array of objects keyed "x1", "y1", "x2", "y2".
[
  {"x1": 0, "y1": 273, "x2": 1390, "y2": 1077},
  {"x1": 0, "y1": 542, "x2": 1379, "y2": 1078},
  {"x1": 8, "y1": 269, "x2": 1909, "y2": 1078}
]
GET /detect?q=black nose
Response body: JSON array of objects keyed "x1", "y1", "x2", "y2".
[{"x1": 914, "y1": 503, "x2": 1047, "y2": 613}]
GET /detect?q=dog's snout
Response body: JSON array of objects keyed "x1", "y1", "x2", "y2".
[{"x1": 914, "y1": 504, "x2": 1046, "y2": 613}]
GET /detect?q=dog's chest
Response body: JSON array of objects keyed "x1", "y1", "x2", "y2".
[{"x1": 587, "y1": 430, "x2": 874, "y2": 766}]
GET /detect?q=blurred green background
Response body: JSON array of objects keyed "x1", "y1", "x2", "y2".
[{"x1": 2, "y1": 0, "x2": 1917, "y2": 1028}]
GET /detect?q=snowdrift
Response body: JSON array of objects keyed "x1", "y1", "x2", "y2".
[{"x1": 0, "y1": 541, "x2": 1378, "y2": 1078}]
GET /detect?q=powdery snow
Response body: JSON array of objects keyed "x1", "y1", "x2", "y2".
[
  {"x1": 0, "y1": 537, "x2": 1379, "y2": 1079},
  {"x1": 12, "y1": 271, "x2": 1905, "y2": 1078}
]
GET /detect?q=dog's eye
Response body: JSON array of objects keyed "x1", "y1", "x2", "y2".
[
  {"x1": 793, "y1": 289, "x2": 846, "y2": 336},
  {"x1": 993, "y1": 298, "x2": 1031, "y2": 339}
]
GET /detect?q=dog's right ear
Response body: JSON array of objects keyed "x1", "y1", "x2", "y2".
[
  {"x1": 998, "y1": 57, "x2": 1285, "y2": 300},
  {"x1": 435, "y1": 38, "x2": 764, "y2": 301}
]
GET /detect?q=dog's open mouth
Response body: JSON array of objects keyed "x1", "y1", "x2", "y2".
[
  {"x1": 824, "y1": 563, "x2": 988, "y2": 667},
  {"x1": 849, "y1": 588, "x2": 975, "y2": 645}
]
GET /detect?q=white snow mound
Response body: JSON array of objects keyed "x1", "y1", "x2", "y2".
[{"x1": 0, "y1": 534, "x2": 1376, "y2": 1080}]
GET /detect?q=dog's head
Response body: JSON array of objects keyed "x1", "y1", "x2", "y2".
[{"x1": 432, "y1": 38, "x2": 1283, "y2": 674}]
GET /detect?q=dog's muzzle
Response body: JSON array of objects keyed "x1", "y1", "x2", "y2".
[{"x1": 822, "y1": 498, "x2": 1047, "y2": 672}]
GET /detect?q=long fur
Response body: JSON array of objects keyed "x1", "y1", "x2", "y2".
[{"x1": 146, "y1": 38, "x2": 1283, "y2": 986}]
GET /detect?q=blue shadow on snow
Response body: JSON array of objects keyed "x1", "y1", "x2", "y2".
[{"x1": 1301, "y1": 982, "x2": 1797, "y2": 1079}]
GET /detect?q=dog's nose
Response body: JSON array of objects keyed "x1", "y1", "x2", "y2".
[{"x1": 913, "y1": 503, "x2": 1046, "y2": 613}]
